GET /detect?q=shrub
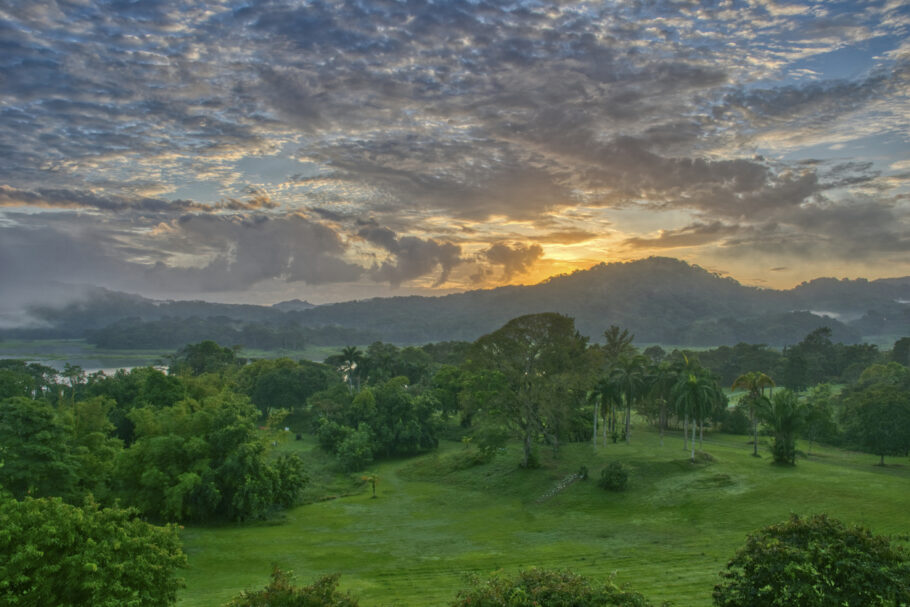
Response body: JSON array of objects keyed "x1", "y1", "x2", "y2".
[
  {"x1": 713, "y1": 513, "x2": 910, "y2": 606},
  {"x1": 721, "y1": 405, "x2": 751, "y2": 435},
  {"x1": 225, "y1": 568, "x2": 359, "y2": 606},
  {"x1": 598, "y1": 462, "x2": 628, "y2": 491},
  {"x1": 450, "y1": 568, "x2": 653, "y2": 606}
]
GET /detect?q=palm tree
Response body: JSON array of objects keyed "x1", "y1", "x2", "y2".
[
  {"x1": 673, "y1": 366, "x2": 719, "y2": 462},
  {"x1": 757, "y1": 389, "x2": 807, "y2": 465},
  {"x1": 339, "y1": 346, "x2": 362, "y2": 392},
  {"x1": 645, "y1": 360, "x2": 677, "y2": 447},
  {"x1": 731, "y1": 371, "x2": 775, "y2": 457},
  {"x1": 587, "y1": 377, "x2": 621, "y2": 448},
  {"x1": 609, "y1": 354, "x2": 647, "y2": 443}
]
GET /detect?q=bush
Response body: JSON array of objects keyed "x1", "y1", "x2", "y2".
[
  {"x1": 713, "y1": 513, "x2": 910, "y2": 606},
  {"x1": 720, "y1": 405, "x2": 751, "y2": 435},
  {"x1": 0, "y1": 496, "x2": 186, "y2": 606},
  {"x1": 599, "y1": 462, "x2": 628, "y2": 491},
  {"x1": 450, "y1": 568, "x2": 654, "y2": 606},
  {"x1": 225, "y1": 568, "x2": 359, "y2": 606},
  {"x1": 336, "y1": 424, "x2": 374, "y2": 472}
]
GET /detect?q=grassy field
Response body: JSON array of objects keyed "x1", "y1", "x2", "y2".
[
  {"x1": 0, "y1": 338, "x2": 349, "y2": 370},
  {"x1": 178, "y1": 429, "x2": 910, "y2": 607}
]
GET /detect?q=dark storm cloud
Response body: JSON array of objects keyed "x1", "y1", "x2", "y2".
[
  {"x1": 482, "y1": 242, "x2": 544, "y2": 279},
  {"x1": 0, "y1": 211, "x2": 365, "y2": 293},
  {"x1": 357, "y1": 223, "x2": 463, "y2": 287}
]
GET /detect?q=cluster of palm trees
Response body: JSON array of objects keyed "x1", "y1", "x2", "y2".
[
  {"x1": 588, "y1": 328, "x2": 727, "y2": 463},
  {"x1": 589, "y1": 327, "x2": 809, "y2": 465}
]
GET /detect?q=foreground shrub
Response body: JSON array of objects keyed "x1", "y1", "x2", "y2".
[
  {"x1": 598, "y1": 461, "x2": 628, "y2": 491},
  {"x1": 0, "y1": 496, "x2": 186, "y2": 606},
  {"x1": 714, "y1": 513, "x2": 910, "y2": 606},
  {"x1": 451, "y1": 568, "x2": 654, "y2": 606},
  {"x1": 225, "y1": 568, "x2": 359, "y2": 607}
]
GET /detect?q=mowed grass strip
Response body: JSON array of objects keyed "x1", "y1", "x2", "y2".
[{"x1": 178, "y1": 429, "x2": 910, "y2": 607}]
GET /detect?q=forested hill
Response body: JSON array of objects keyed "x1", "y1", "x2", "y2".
[{"x1": 6, "y1": 257, "x2": 910, "y2": 347}]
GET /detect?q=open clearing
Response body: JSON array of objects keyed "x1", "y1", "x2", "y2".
[{"x1": 178, "y1": 429, "x2": 909, "y2": 607}]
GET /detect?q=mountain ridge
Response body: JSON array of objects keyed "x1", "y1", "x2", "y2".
[{"x1": 5, "y1": 257, "x2": 909, "y2": 347}]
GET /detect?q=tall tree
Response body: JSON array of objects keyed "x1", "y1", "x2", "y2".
[
  {"x1": 602, "y1": 325, "x2": 636, "y2": 363},
  {"x1": 609, "y1": 354, "x2": 647, "y2": 443},
  {"x1": 673, "y1": 366, "x2": 719, "y2": 462},
  {"x1": 731, "y1": 371, "x2": 775, "y2": 457},
  {"x1": 469, "y1": 313, "x2": 589, "y2": 468}
]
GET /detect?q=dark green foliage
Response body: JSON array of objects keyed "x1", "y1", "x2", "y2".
[
  {"x1": 310, "y1": 377, "x2": 440, "y2": 471},
  {"x1": 225, "y1": 568, "x2": 359, "y2": 607},
  {"x1": 839, "y1": 363, "x2": 910, "y2": 464},
  {"x1": 892, "y1": 336, "x2": 910, "y2": 366},
  {"x1": 335, "y1": 424, "x2": 374, "y2": 472},
  {"x1": 468, "y1": 313, "x2": 594, "y2": 468},
  {"x1": 450, "y1": 568, "x2": 654, "y2": 606},
  {"x1": 237, "y1": 358, "x2": 334, "y2": 418},
  {"x1": 758, "y1": 389, "x2": 807, "y2": 465},
  {"x1": 713, "y1": 514, "x2": 910, "y2": 607},
  {"x1": 0, "y1": 397, "x2": 77, "y2": 499},
  {"x1": 719, "y1": 405, "x2": 751, "y2": 435},
  {"x1": 113, "y1": 393, "x2": 307, "y2": 522},
  {"x1": 0, "y1": 496, "x2": 186, "y2": 607},
  {"x1": 169, "y1": 340, "x2": 243, "y2": 376},
  {"x1": 801, "y1": 384, "x2": 839, "y2": 451},
  {"x1": 599, "y1": 462, "x2": 629, "y2": 491}
]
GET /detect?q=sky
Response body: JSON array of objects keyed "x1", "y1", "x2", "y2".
[{"x1": 1, "y1": 0, "x2": 908, "y2": 311}]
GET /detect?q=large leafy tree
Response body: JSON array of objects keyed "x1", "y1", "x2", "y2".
[
  {"x1": 0, "y1": 496, "x2": 186, "y2": 607},
  {"x1": 469, "y1": 313, "x2": 591, "y2": 468},
  {"x1": 840, "y1": 363, "x2": 910, "y2": 465},
  {"x1": 714, "y1": 514, "x2": 910, "y2": 607},
  {"x1": 0, "y1": 397, "x2": 77, "y2": 499},
  {"x1": 114, "y1": 391, "x2": 307, "y2": 522},
  {"x1": 731, "y1": 371, "x2": 775, "y2": 457}
]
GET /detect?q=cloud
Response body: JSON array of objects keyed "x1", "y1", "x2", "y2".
[
  {"x1": 0, "y1": 211, "x2": 365, "y2": 295},
  {"x1": 357, "y1": 223, "x2": 463, "y2": 287},
  {"x1": 624, "y1": 222, "x2": 743, "y2": 250},
  {"x1": 0, "y1": 0, "x2": 908, "y2": 297},
  {"x1": 482, "y1": 242, "x2": 544, "y2": 280}
]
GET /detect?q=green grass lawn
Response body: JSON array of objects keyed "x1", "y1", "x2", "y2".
[
  {"x1": 178, "y1": 429, "x2": 910, "y2": 607},
  {"x1": 0, "y1": 338, "x2": 350, "y2": 369}
]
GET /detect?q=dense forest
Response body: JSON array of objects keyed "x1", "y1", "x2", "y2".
[
  {"x1": 4, "y1": 258, "x2": 909, "y2": 348},
  {"x1": 2, "y1": 315, "x2": 909, "y2": 605}
]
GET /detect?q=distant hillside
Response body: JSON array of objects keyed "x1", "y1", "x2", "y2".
[{"x1": 4, "y1": 257, "x2": 909, "y2": 348}]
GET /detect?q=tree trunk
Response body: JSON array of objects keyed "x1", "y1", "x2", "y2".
[
  {"x1": 625, "y1": 404, "x2": 631, "y2": 443},
  {"x1": 522, "y1": 432, "x2": 533, "y2": 468},
  {"x1": 593, "y1": 401, "x2": 598, "y2": 448},
  {"x1": 752, "y1": 413, "x2": 759, "y2": 457},
  {"x1": 659, "y1": 403, "x2": 665, "y2": 447},
  {"x1": 683, "y1": 415, "x2": 688, "y2": 451},
  {"x1": 691, "y1": 418, "x2": 697, "y2": 462}
]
